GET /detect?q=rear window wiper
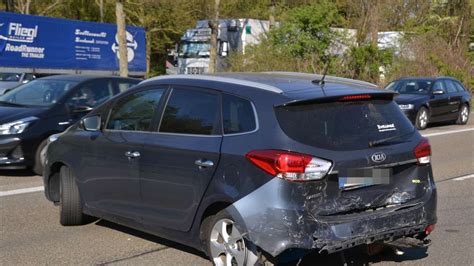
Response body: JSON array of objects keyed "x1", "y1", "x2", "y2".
[{"x1": 369, "y1": 129, "x2": 415, "y2": 147}]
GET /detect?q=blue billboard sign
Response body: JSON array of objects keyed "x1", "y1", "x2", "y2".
[{"x1": 0, "y1": 12, "x2": 146, "y2": 73}]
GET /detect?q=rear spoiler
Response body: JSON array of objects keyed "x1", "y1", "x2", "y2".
[{"x1": 276, "y1": 92, "x2": 398, "y2": 107}]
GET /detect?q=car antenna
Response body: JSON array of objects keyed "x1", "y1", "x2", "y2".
[{"x1": 312, "y1": 56, "x2": 330, "y2": 96}]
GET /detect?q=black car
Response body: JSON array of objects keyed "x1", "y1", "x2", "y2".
[
  {"x1": 44, "y1": 73, "x2": 436, "y2": 265},
  {"x1": 0, "y1": 75, "x2": 139, "y2": 174},
  {"x1": 385, "y1": 77, "x2": 471, "y2": 130}
]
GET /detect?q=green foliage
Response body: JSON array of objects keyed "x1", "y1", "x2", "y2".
[
  {"x1": 268, "y1": 2, "x2": 342, "y2": 60},
  {"x1": 343, "y1": 44, "x2": 393, "y2": 82},
  {"x1": 229, "y1": 1, "x2": 343, "y2": 74},
  {"x1": 226, "y1": 38, "x2": 298, "y2": 72}
]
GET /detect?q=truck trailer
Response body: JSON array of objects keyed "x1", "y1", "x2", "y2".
[{"x1": 0, "y1": 12, "x2": 146, "y2": 77}]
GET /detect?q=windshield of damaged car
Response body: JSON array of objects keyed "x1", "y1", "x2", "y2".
[
  {"x1": 0, "y1": 79, "x2": 79, "y2": 107},
  {"x1": 385, "y1": 80, "x2": 432, "y2": 95},
  {"x1": 0, "y1": 73, "x2": 21, "y2": 82}
]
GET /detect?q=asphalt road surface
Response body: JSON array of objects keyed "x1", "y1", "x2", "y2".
[{"x1": 1, "y1": 119, "x2": 473, "y2": 265}]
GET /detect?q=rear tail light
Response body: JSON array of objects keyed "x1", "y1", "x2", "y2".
[
  {"x1": 414, "y1": 138, "x2": 431, "y2": 165},
  {"x1": 424, "y1": 224, "x2": 435, "y2": 235},
  {"x1": 245, "y1": 150, "x2": 332, "y2": 182}
]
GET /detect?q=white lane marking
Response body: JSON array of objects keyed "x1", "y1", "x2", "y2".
[
  {"x1": 453, "y1": 174, "x2": 474, "y2": 181},
  {"x1": 422, "y1": 127, "x2": 474, "y2": 137},
  {"x1": 0, "y1": 186, "x2": 44, "y2": 197}
]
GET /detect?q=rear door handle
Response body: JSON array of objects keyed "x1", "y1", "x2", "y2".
[
  {"x1": 194, "y1": 159, "x2": 214, "y2": 168},
  {"x1": 125, "y1": 151, "x2": 141, "y2": 159}
]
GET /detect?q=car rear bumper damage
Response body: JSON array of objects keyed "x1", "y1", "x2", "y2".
[{"x1": 226, "y1": 168, "x2": 437, "y2": 258}]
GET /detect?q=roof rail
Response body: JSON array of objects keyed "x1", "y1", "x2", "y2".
[
  {"x1": 262, "y1": 71, "x2": 378, "y2": 88},
  {"x1": 141, "y1": 74, "x2": 283, "y2": 94}
]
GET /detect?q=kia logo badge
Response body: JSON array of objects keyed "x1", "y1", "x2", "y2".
[{"x1": 371, "y1": 152, "x2": 386, "y2": 163}]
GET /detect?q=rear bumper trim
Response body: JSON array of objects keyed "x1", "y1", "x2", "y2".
[{"x1": 317, "y1": 224, "x2": 426, "y2": 254}]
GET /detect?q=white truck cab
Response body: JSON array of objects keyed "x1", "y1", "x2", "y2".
[{"x1": 177, "y1": 19, "x2": 270, "y2": 74}]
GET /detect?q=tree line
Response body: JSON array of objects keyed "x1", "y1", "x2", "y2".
[{"x1": 1, "y1": 0, "x2": 473, "y2": 88}]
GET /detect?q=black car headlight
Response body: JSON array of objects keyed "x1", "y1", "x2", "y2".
[{"x1": 0, "y1": 116, "x2": 38, "y2": 135}]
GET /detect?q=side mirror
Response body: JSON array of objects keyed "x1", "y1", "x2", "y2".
[
  {"x1": 432, "y1": 89, "x2": 445, "y2": 95},
  {"x1": 82, "y1": 115, "x2": 101, "y2": 131},
  {"x1": 219, "y1": 41, "x2": 229, "y2": 57},
  {"x1": 73, "y1": 105, "x2": 93, "y2": 113}
]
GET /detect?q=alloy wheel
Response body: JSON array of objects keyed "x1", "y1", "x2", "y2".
[
  {"x1": 460, "y1": 106, "x2": 469, "y2": 123},
  {"x1": 418, "y1": 109, "x2": 428, "y2": 129},
  {"x1": 210, "y1": 218, "x2": 246, "y2": 266}
]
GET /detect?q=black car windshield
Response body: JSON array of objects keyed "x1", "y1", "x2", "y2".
[
  {"x1": 0, "y1": 73, "x2": 21, "y2": 82},
  {"x1": 385, "y1": 80, "x2": 432, "y2": 94},
  {"x1": 0, "y1": 79, "x2": 78, "y2": 107},
  {"x1": 275, "y1": 99, "x2": 414, "y2": 151}
]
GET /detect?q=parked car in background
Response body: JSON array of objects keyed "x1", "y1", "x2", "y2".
[
  {"x1": 0, "y1": 72, "x2": 36, "y2": 95},
  {"x1": 385, "y1": 77, "x2": 471, "y2": 130},
  {"x1": 0, "y1": 75, "x2": 139, "y2": 174},
  {"x1": 44, "y1": 73, "x2": 436, "y2": 265}
]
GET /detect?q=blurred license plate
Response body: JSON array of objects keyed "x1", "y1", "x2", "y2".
[{"x1": 339, "y1": 168, "x2": 391, "y2": 190}]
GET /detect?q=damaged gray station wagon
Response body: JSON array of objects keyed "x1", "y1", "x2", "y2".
[{"x1": 43, "y1": 72, "x2": 437, "y2": 265}]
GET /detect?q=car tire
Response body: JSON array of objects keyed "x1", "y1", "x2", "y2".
[
  {"x1": 415, "y1": 107, "x2": 429, "y2": 130},
  {"x1": 59, "y1": 166, "x2": 87, "y2": 226},
  {"x1": 33, "y1": 139, "x2": 48, "y2": 175},
  {"x1": 201, "y1": 210, "x2": 274, "y2": 266},
  {"x1": 456, "y1": 104, "x2": 469, "y2": 125}
]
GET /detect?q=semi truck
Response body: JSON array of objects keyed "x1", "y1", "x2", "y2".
[
  {"x1": 176, "y1": 19, "x2": 270, "y2": 74},
  {"x1": 0, "y1": 12, "x2": 146, "y2": 77}
]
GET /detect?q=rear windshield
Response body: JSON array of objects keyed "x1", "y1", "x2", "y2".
[{"x1": 275, "y1": 100, "x2": 414, "y2": 151}]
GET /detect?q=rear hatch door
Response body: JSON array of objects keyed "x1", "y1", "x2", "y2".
[{"x1": 275, "y1": 94, "x2": 431, "y2": 217}]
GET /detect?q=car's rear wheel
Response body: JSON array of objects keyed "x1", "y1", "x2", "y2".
[
  {"x1": 416, "y1": 107, "x2": 429, "y2": 130},
  {"x1": 59, "y1": 166, "x2": 87, "y2": 226},
  {"x1": 33, "y1": 139, "x2": 48, "y2": 175},
  {"x1": 202, "y1": 210, "x2": 273, "y2": 266},
  {"x1": 456, "y1": 104, "x2": 469, "y2": 125}
]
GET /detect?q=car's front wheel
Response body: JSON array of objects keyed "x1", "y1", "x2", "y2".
[
  {"x1": 456, "y1": 104, "x2": 469, "y2": 125},
  {"x1": 59, "y1": 166, "x2": 88, "y2": 226},
  {"x1": 202, "y1": 210, "x2": 273, "y2": 266},
  {"x1": 416, "y1": 107, "x2": 429, "y2": 130}
]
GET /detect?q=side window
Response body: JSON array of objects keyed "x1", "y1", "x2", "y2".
[
  {"x1": 432, "y1": 81, "x2": 445, "y2": 92},
  {"x1": 453, "y1": 81, "x2": 466, "y2": 92},
  {"x1": 159, "y1": 88, "x2": 220, "y2": 135},
  {"x1": 106, "y1": 89, "x2": 164, "y2": 131},
  {"x1": 24, "y1": 74, "x2": 35, "y2": 82},
  {"x1": 67, "y1": 80, "x2": 114, "y2": 108},
  {"x1": 397, "y1": 81, "x2": 408, "y2": 93},
  {"x1": 444, "y1": 80, "x2": 458, "y2": 93},
  {"x1": 222, "y1": 94, "x2": 256, "y2": 134},
  {"x1": 116, "y1": 81, "x2": 138, "y2": 93}
]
